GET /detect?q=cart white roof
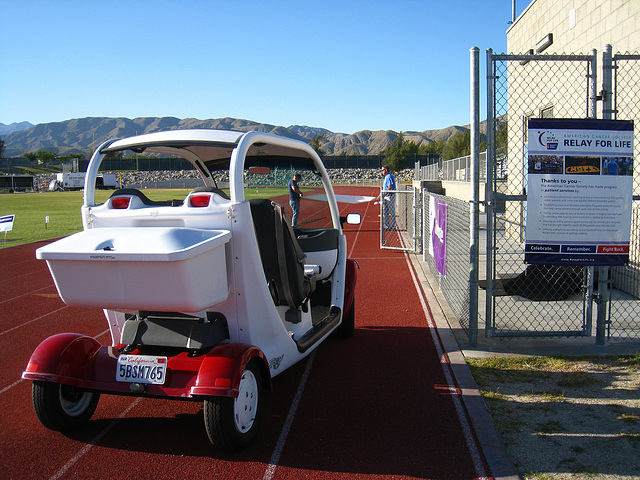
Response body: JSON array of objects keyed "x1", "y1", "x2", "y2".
[
  {"x1": 87, "y1": 128, "x2": 334, "y2": 215},
  {"x1": 104, "y1": 129, "x2": 245, "y2": 152},
  {"x1": 102, "y1": 129, "x2": 312, "y2": 161}
]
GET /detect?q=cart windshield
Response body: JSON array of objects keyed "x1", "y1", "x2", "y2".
[{"x1": 240, "y1": 162, "x2": 334, "y2": 229}]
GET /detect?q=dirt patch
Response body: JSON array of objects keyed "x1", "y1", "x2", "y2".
[{"x1": 466, "y1": 355, "x2": 640, "y2": 480}]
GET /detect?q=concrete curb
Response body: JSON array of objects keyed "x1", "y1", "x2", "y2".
[{"x1": 408, "y1": 252, "x2": 523, "y2": 480}]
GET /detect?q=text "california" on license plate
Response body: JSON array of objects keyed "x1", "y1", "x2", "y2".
[{"x1": 116, "y1": 355, "x2": 167, "y2": 385}]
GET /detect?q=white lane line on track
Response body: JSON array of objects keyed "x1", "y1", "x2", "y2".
[
  {"x1": 1, "y1": 328, "x2": 111, "y2": 395},
  {"x1": 0, "y1": 305, "x2": 68, "y2": 336},
  {"x1": 0, "y1": 266, "x2": 49, "y2": 284},
  {"x1": 94, "y1": 328, "x2": 110, "y2": 340},
  {"x1": 0, "y1": 379, "x2": 23, "y2": 395},
  {"x1": 263, "y1": 349, "x2": 317, "y2": 480},
  {"x1": 48, "y1": 397, "x2": 142, "y2": 480},
  {"x1": 0, "y1": 284, "x2": 54, "y2": 305},
  {"x1": 403, "y1": 251, "x2": 489, "y2": 480},
  {"x1": 346, "y1": 193, "x2": 374, "y2": 259}
]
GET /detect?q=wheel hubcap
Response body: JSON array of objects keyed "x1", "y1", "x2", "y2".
[
  {"x1": 59, "y1": 385, "x2": 93, "y2": 417},
  {"x1": 234, "y1": 370, "x2": 258, "y2": 433}
]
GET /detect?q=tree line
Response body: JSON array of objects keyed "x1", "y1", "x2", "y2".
[
  {"x1": 311, "y1": 127, "x2": 506, "y2": 173},
  {"x1": 381, "y1": 130, "x2": 488, "y2": 172},
  {"x1": 22, "y1": 150, "x2": 85, "y2": 164}
]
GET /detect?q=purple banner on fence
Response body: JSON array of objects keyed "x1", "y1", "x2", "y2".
[{"x1": 430, "y1": 197, "x2": 447, "y2": 276}]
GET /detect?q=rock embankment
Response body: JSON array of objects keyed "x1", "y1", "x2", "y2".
[{"x1": 33, "y1": 168, "x2": 414, "y2": 191}]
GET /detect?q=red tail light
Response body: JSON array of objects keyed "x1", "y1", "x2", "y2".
[
  {"x1": 110, "y1": 197, "x2": 131, "y2": 209},
  {"x1": 189, "y1": 194, "x2": 211, "y2": 207}
]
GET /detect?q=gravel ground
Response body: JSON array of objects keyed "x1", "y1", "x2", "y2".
[{"x1": 467, "y1": 356, "x2": 640, "y2": 480}]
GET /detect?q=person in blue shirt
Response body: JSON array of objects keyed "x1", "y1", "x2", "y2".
[
  {"x1": 288, "y1": 173, "x2": 303, "y2": 226},
  {"x1": 379, "y1": 165, "x2": 396, "y2": 229},
  {"x1": 606, "y1": 158, "x2": 619, "y2": 175}
]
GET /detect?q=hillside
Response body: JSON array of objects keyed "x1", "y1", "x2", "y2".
[{"x1": 1, "y1": 116, "x2": 483, "y2": 157}]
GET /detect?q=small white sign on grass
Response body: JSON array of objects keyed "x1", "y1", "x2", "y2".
[{"x1": 0, "y1": 214, "x2": 15, "y2": 239}]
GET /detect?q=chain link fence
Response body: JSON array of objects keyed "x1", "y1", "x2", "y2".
[
  {"x1": 409, "y1": 50, "x2": 639, "y2": 346},
  {"x1": 485, "y1": 50, "x2": 640, "y2": 342},
  {"x1": 422, "y1": 192, "x2": 471, "y2": 334},
  {"x1": 608, "y1": 53, "x2": 640, "y2": 340},
  {"x1": 380, "y1": 186, "x2": 416, "y2": 251},
  {"x1": 485, "y1": 52, "x2": 598, "y2": 338}
]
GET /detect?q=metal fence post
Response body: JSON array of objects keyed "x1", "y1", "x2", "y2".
[
  {"x1": 469, "y1": 47, "x2": 480, "y2": 346},
  {"x1": 596, "y1": 45, "x2": 613, "y2": 345},
  {"x1": 485, "y1": 48, "x2": 495, "y2": 337}
]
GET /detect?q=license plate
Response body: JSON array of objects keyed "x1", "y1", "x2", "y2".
[{"x1": 116, "y1": 355, "x2": 167, "y2": 385}]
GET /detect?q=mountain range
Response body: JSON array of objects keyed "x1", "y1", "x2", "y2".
[
  {"x1": 1, "y1": 117, "x2": 480, "y2": 157},
  {"x1": 0, "y1": 121, "x2": 33, "y2": 136}
]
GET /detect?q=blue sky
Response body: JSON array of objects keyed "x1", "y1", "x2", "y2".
[{"x1": 1, "y1": 0, "x2": 528, "y2": 134}]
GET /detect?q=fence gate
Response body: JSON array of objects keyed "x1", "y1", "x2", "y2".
[
  {"x1": 607, "y1": 52, "x2": 640, "y2": 341},
  {"x1": 380, "y1": 187, "x2": 417, "y2": 251},
  {"x1": 485, "y1": 51, "x2": 598, "y2": 338}
]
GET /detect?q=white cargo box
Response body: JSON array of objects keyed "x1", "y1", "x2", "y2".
[{"x1": 36, "y1": 227, "x2": 231, "y2": 312}]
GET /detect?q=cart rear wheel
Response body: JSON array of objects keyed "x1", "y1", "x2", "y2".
[
  {"x1": 32, "y1": 380, "x2": 100, "y2": 432},
  {"x1": 203, "y1": 361, "x2": 262, "y2": 451}
]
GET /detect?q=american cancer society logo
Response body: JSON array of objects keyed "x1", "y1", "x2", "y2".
[{"x1": 537, "y1": 130, "x2": 559, "y2": 150}]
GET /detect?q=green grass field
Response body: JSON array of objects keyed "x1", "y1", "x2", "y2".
[{"x1": 0, "y1": 188, "x2": 288, "y2": 249}]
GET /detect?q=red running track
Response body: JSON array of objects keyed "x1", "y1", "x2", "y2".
[{"x1": 0, "y1": 186, "x2": 489, "y2": 480}]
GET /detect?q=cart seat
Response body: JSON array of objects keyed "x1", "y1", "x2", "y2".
[
  {"x1": 295, "y1": 228, "x2": 339, "y2": 281},
  {"x1": 250, "y1": 199, "x2": 316, "y2": 314},
  {"x1": 110, "y1": 188, "x2": 183, "y2": 206},
  {"x1": 120, "y1": 311, "x2": 229, "y2": 350},
  {"x1": 189, "y1": 186, "x2": 230, "y2": 200}
]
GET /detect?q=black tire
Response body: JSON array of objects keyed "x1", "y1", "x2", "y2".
[
  {"x1": 203, "y1": 361, "x2": 262, "y2": 451},
  {"x1": 32, "y1": 381, "x2": 100, "y2": 433},
  {"x1": 336, "y1": 301, "x2": 355, "y2": 338}
]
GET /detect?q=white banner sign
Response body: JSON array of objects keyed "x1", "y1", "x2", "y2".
[{"x1": 526, "y1": 118, "x2": 634, "y2": 266}]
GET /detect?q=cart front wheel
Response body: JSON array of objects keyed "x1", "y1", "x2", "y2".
[
  {"x1": 32, "y1": 380, "x2": 100, "y2": 432},
  {"x1": 204, "y1": 361, "x2": 262, "y2": 451}
]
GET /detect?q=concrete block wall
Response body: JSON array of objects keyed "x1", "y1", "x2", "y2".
[{"x1": 508, "y1": 0, "x2": 639, "y2": 55}]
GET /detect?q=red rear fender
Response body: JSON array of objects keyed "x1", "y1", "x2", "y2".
[
  {"x1": 22, "y1": 333, "x2": 101, "y2": 384},
  {"x1": 191, "y1": 343, "x2": 271, "y2": 398}
]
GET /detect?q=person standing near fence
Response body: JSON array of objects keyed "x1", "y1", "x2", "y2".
[
  {"x1": 288, "y1": 173, "x2": 303, "y2": 226},
  {"x1": 380, "y1": 165, "x2": 396, "y2": 229}
]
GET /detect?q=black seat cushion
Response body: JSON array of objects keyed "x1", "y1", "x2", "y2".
[
  {"x1": 250, "y1": 199, "x2": 314, "y2": 309},
  {"x1": 110, "y1": 188, "x2": 182, "y2": 206},
  {"x1": 190, "y1": 186, "x2": 230, "y2": 200}
]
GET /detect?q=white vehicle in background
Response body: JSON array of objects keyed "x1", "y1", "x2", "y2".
[
  {"x1": 48, "y1": 172, "x2": 119, "y2": 191},
  {"x1": 24, "y1": 129, "x2": 360, "y2": 451}
]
